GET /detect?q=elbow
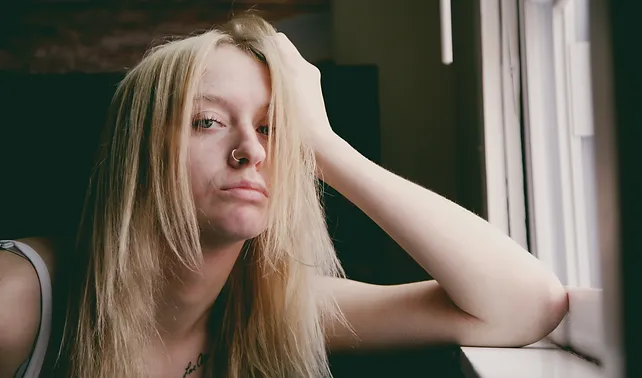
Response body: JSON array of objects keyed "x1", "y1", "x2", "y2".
[
  {"x1": 455, "y1": 280, "x2": 569, "y2": 348},
  {"x1": 536, "y1": 282, "x2": 569, "y2": 338},
  {"x1": 505, "y1": 283, "x2": 569, "y2": 347}
]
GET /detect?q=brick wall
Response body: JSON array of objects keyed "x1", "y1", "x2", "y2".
[{"x1": 0, "y1": 1, "x2": 328, "y2": 73}]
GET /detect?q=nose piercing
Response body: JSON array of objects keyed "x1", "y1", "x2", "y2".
[{"x1": 231, "y1": 149, "x2": 242, "y2": 163}]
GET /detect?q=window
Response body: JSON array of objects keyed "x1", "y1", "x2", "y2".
[
  {"x1": 470, "y1": 0, "x2": 630, "y2": 376},
  {"x1": 479, "y1": 0, "x2": 605, "y2": 367},
  {"x1": 520, "y1": 0, "x2": 603, "y2": 363},
  {"x1": 479, "y1": 0, "x2": 528, "y2": 250},
  {"x1": 521, "y1": 0, "x2": 600, "y2": 290}
]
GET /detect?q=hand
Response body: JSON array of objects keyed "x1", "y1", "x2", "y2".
[{"x1": 272, "y1": 33, "x2": 339, "y2": 152}]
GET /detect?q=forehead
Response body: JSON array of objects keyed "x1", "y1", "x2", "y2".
[{"x1": 197, "y1": 45, "x2": 271, "y2": 111}]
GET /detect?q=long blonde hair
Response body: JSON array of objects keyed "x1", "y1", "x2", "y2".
[{"x1": 59, "y1": 14, "x2": 346, "y2": 377}]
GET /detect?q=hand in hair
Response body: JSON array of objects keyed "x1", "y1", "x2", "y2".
[{"x1": 272, "y1": 33, "x2": 338, "y2": 152}]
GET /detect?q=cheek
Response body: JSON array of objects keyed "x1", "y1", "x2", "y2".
[
  {"x1": 262, "y1": 155, "x2": 273, "y2": 182},
  {"x1": 188, "y1": 143, "x2": 221, "y2": 195},
  {"x1": 189, "y1": 166, "x2": 209, "y2": 199}
]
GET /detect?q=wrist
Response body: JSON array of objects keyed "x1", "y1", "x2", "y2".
[
  {"x1": 313, "y1": 131, "x2": 347, "y2": 158},
  {"x1": 314, "y1": 134, "x2": 361, "y2": 186}
]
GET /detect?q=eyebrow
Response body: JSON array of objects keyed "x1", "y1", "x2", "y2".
[{"x1": 194, "y1": 93, "x2": 270, "y2": 113}]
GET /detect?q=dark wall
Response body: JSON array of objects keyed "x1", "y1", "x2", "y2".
[
  {"x1": 332, "y1": 0, "x2": 457, "y2": 201},
  {"x1": 320, "y1": 62, "x2": 435, "y2": 285},
  {"x1": 0, "y1": 73, "x2": 122, "y2": 240},
  {"x1": 601, "y1": 2, "x2": 642, "y2": 377},
  {"x1": 452, "y1": 0, "x2": 486, "y2": 219}
]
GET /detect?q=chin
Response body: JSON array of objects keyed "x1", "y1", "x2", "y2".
[
  {"x1": 199, "y1": 211, "x2": 267, "y2": 242},
  {"x1": 226, "y1": 221, "x2": 266, "y2": 239}
]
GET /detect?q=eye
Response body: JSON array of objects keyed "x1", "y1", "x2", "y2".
[
  {"x1": 257, "y1": 125, "x2": 270, "y2": 136},
  {"x1": 192, "y1": 115, "x2": 226, "y2": 129}
]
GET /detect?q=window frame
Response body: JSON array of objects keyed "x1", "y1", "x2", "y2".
[
  {"x1": 522, "y1": 0, "x2": 600, "y2": 289},
  {"x1": 477, "y1": 0, "x2": 624, "y2": 374},
  {"x1": 518, "y1": 0, "x2": 604, "y2": 363},
  {"x1": 520, "y1": 0, "x2": 568, "y2": 285},
  {"x1": 479, "y1": 0, "x2": 528, "y2": 249}
]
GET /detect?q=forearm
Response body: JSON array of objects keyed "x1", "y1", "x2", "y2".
[{"x1": 317, "y1": 135, "x2": 567, "y2": 325}]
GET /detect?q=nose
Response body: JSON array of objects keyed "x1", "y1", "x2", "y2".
[{"x1": 228, "y1": 124, "x2": 267, "y2": 169}]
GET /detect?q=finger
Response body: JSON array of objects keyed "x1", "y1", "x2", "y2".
[{"x1": 274, "y1": 32, "x2": 303, "y2": 58}]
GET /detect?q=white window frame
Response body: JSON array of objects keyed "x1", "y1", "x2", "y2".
[
  {"x1": 472, "y1": 0, "x2": 606, "y2": 375},
  {"x1": 480, "y1": 0, "x2": 606, "y2": 367},
  {"x1": 519, "y1": 0, "x2": 604, "y2": 362},
  {"x1": 552, "y1": 0, "x2": 601, "y2": 290},
  {"x1": 480, "y1": 0, "x2": 528, "y2": 249},
  {"x1": 520, "y1": 0, "x2": 600, "y2": 290}
]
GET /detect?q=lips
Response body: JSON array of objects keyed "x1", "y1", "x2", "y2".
[{"x1": 220, "y1": 180, "x2": 269, "y2": 198}]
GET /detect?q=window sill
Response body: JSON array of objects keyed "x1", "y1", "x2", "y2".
[
  {"x1": 549, "y1": 287, "x2": 604, "y2": 360},
  {"x1": 459, "y1": 340, "x2": 602, "y2": 378}
]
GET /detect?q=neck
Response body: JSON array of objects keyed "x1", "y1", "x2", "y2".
[{"x1": 156, "y1": 238, "x2": 245, "y2": 343}]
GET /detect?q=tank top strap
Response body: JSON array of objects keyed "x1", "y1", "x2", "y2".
[{"x1": 0, "y1": 240, "x2": 52, "y2": 378}]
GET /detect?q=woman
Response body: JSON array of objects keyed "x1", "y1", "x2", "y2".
[{"x1": 0, "y1": 14, "x2": 568, "y2": 378}]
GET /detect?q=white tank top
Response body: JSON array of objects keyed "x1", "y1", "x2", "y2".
[{"x1": 0, "y1": 240, "x2": 52, "y2": 378}]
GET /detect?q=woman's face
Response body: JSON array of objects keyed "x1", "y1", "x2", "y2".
[{"x1": 188, "y1": 45, "x2": 272, "y2": 243}]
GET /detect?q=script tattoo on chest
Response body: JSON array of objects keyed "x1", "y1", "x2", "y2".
[{"x1": 183, "y1": 352, "x2": 210, "y2": 378}]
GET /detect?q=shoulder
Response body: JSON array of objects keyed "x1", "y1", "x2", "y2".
[{"x1": 0, "y1": 237, "x2": 57, "y2": 377}]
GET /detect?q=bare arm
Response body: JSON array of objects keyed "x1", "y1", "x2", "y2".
[
  {"x1": 270, "y1": 32, "x2": 567, "y2": 349},
  {"x1": 317, "y1": 136, "x2": 568, "y2": 348}
]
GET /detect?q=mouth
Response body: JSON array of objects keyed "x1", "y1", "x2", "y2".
[
  {"x1": 220, "y1": 181, "x2": 269, "y2": 199},
  {"x1": 221, "y1": 187, "x2": 267, "y2": 201}
]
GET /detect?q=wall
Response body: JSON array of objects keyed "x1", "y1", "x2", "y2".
[
  {"x1": 332, "y1": 1, "x2": 457, "y2": 199},
  {"x1": 332, "y1": 1, "x2": 487, "y2": 282},
  {"x1": 275, "y1": 12, "x2": 333, "y2": 62},
  {"x1": 0, "y1": 2, "x2": 330, "y2": 73}
]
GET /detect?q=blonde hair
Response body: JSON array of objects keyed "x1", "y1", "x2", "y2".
[{"x1": 59, "y1": 14, "x2": 346, "y2": 378}]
